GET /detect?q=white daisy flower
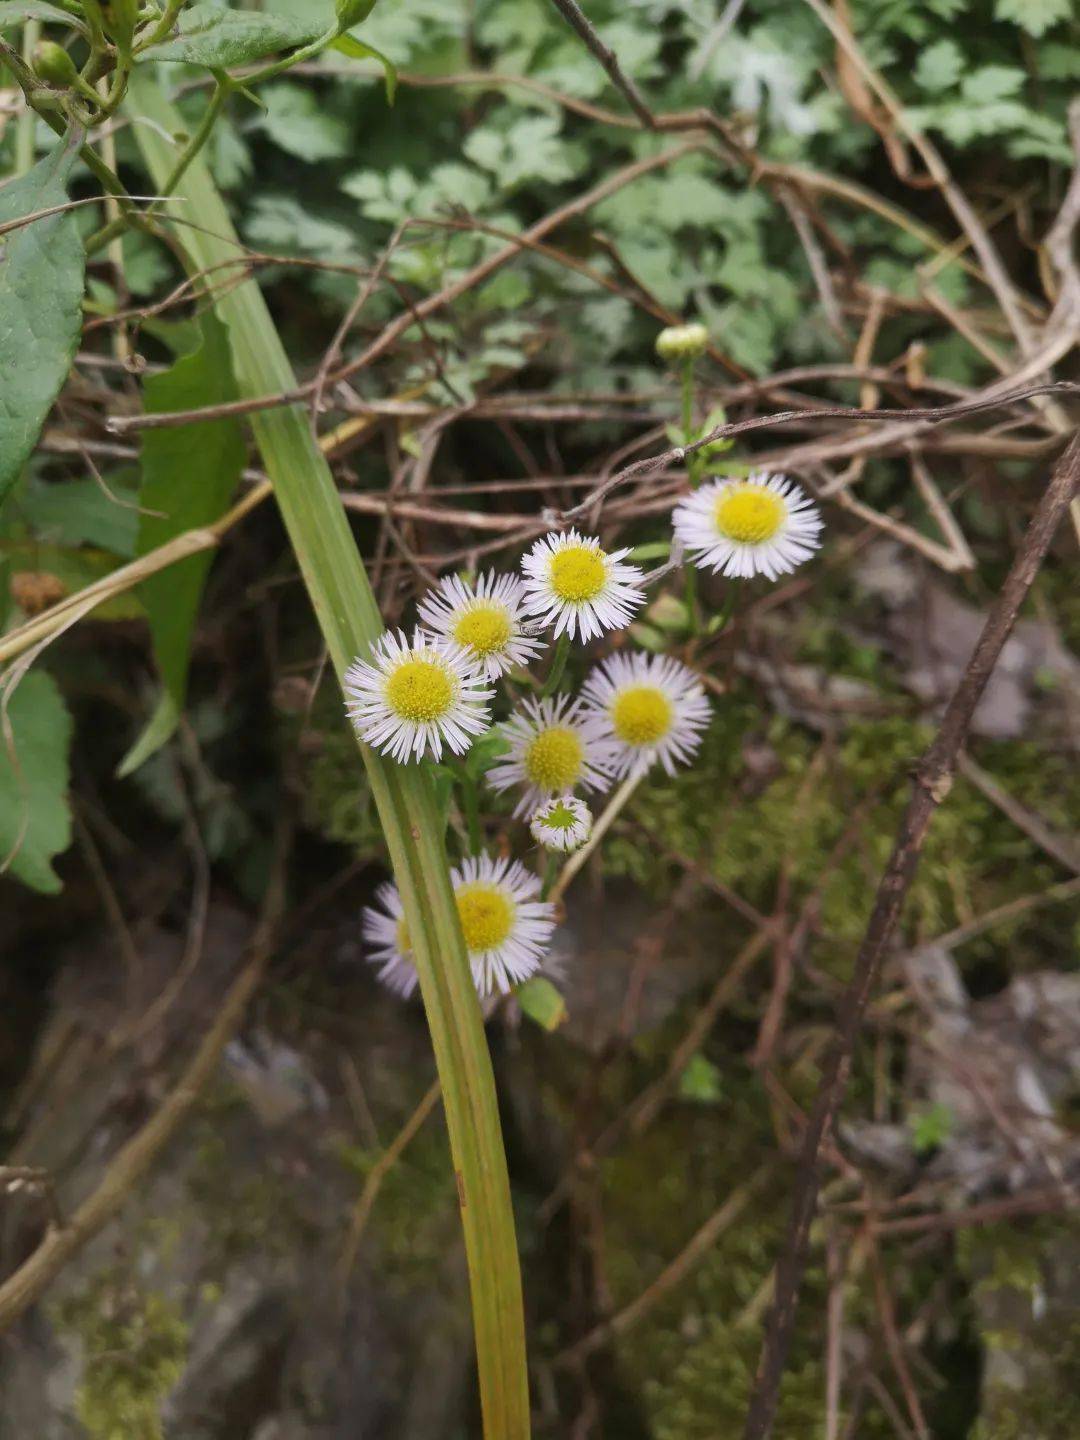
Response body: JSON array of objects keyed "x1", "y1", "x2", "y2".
[
  {"x1": 362, "y1": 881, "x2": 419, "y2": 998},
  {"x1": 672, "y1": 471, "x2": 822, "y2": 581},
  {"x1": 487, "y1": 694, "x2": 616, "y2": 817},
  {"x1": 416, "y1": 570, "x2": 545, "y2": 680},
  {"x1": 529, "y1": 794, "x2": 592, "y2": 853},
  {"x1": 520, "y1": 529, "x2": 646, "y2": 643},
  {"x1": 581, "y1": 651, "x2": 711, "y2": 779},
  {"x1": 362, "y1": 855, "x2": 556, "y2": 999},
  {"x1": 344, "y1": 628, "x2": 493, "y2": 763}
]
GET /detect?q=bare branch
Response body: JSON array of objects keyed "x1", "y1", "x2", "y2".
[{"x1": 741, "y1": 430, "x2": 1080, "y2": 1440}]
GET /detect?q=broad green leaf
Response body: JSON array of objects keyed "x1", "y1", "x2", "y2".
[
  {"x1": 18, "y1": 473, "x2": 140, "y2": 556},
  {"x1": 0, "y1": 669, "x2": 73, "y2": 894},
  {"x1": 138, "y1": 3, "x2": 325, "y2": 66},
  {"x1": 330, "y1": 32, "x2": 397, "y2": 103},
  {"x1": 0, "y1": 2, "x2": 86, "y2": 32},
  {"x1": 0, "y1": 136, "x2": 86, "y2": 507},
  {"x1": 516, "y1": 976, "x2": 567, "y2": 1032},
  {"x1": 119, "y1": 312, "x2": 243, "y2": 774}
]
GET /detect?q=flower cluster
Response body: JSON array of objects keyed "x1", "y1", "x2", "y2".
[{"x1": 349, "y1": 327, "x2": 824, "y2": 1005}]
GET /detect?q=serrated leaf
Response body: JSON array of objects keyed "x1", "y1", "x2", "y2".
[
  {"x1": 0, "y1": 136, "x2": 85, "y2": 508},
  {"x1": 961, "y1": 66, "x2": 1026, "y2": 104},
  {"x1": 994, "y1": 0, "x2": 1070, "y2": 35},
  {"x1": 0, "y1": 669, "x2": 73, "y2": 894},
  {"x1": 257, "y1": 83, "x2": 350, "y2": 160},
  {"x1": 138, "y1": 3, "x2": 325, "y2": 66},
  {"x1": 516, "y1": 976, "x2": 567, "y2": 1032},
  {"x1": 120, "y1": 312, "x2": 243, "y2": 774},
  {"x1": 331, "y1": 31, "x2": 397, "y2": 102},
  {"x1": 914, "y1": 39, "x2": 962, "y2": 93}
]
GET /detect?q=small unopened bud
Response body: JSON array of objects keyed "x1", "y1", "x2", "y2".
[
  {"x1": 32, "y1": 40, "x2": 79, "y2": 87},
  {"x1": 655, "y1": 322, "x2": 709, "y2": 364}
]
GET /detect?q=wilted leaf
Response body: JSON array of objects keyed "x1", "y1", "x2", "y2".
[
  {"x1": 119, "y1": 313, "x2": 243, "y2": 774},
  {"x1": 0, "y1": 136, "x2": 86, "y2": 507},
  {"x1": 0, "y1": 669, "x2": 73, "y2": 894},
  {"x1": 138, "y1": 3, "x2": 325, "y2": 66}
]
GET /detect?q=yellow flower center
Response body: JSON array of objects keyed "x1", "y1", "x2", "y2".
[
  {"x1": 549, "y1": 544, "x2": 606, "y2": 604},
  {"x1": 714, "y1": 486, "x2": 785, "y2": 545},
  {"x1": 525, "y1": 726, "x2": 584, "y2": 790},
  {"x1": 453, "y1": 603, "x2": 513, "y2": 657},
  {"x1": 611, "y1": 685, "x2": 673, "y2": 746},
  {"x1": 396, "y1": 916, "x2": 411, "y2": 954},
  {"x1": 385, "y1": 658, "x2": 453, "y2": 722},
  {"x1": 540, "y1": 800, "x2": 578, "y2": 832},
  {"x1": 455, "y1": 884, "x2": 515, "y2": 952}
]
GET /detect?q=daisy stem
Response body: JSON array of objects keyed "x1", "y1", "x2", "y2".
[
  {"x1": 715, "y1": 581, "x2": 739, "y2": 635},
  {"x1": 540, "y1": 851, "x2": 560, "y2": 900},
  {"x1": 680, "y1": 356, "x2": 695, "y2": 445},
  {"x1": 541, "y1": 632, "x2": 571, "y2": 697},
  {"x1": 684, "y1": 563, "x2": 701, "y2": 636},
  {"x1": 457, "y1": 764, "x2": 483, "y2": 856}
]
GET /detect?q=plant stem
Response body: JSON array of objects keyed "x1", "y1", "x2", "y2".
[
  {"x1": 714, "y1": 580, "x2": 738, "y2": 634},
  {"x1": 684, "y1": 563, "x2": 700, "y2": 635},
  {"x1": 15, "y1": 19, "x2": 40, "y2": 174},
  {"x1": 680, "y1": 355, "x2": 695, "y2": 444},
  {"x1": 541, "y1": 632, "x2": 571, "y2": 697},
  {"x1": 126, "y1": 70, "x2": 530, "y2": 1440},
  {"x1": 458, "y1": 763, "x2": 483, "y2": 856},
  {"x1": 540, "y1": 851, "x2": 560, "y2": 899}
]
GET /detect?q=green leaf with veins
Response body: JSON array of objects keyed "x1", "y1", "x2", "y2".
[
  {"x1": 119, "y1": 314, "x2": 243, "y2": 776},
  {"x1": 0, "y1": 137, "x2": 85, "y2": 508},
  {"x1": 138, "y1": 3, "x2": 326, "y2": 66},
  {"x1": 0, "y1": 669, "x2": 73, "y2": 895},
  {"x1": 0, "y1": 2, "x2": 86, "y2": 32}
]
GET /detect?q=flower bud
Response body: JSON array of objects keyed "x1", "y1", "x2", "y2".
[
  {"x1": 32, "y1": 40, "x2": 79, "y2": 87},
  {"x1": 655, "y1": 322, "x2": 709, "y2": 364}
]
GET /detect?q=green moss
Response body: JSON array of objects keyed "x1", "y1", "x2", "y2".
[
  {"x1": 592, "y1": 1070, "x2": 894, "y2": 1439},
  {"x1": 961, "y1": 1221, "x2": 1080, "y2": 1440},
  {"x1": 53, "y1": 1276, "x2": 188, "y2": 1440},
  {"x1": 606, "y1": 700, "x2": 1080, "y2": 974},
  {"x1": 290, "y1": 706, "x2": 383, "y2": 856}
]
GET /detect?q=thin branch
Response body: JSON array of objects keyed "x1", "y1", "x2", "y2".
[
  {"x1": 561, "y1": 381, "x2": 1080, "y2": 521},
  {"x1": 555, "y1": 1165, "x2": 774, "y2": 1366},
  {"x1": 543, "y1": 0, "x2": 657, "y2": 129},
  {"x1": 338, "y1": 1077, "x2": 443, "y2": 1284},
  {"x1": 741, "y1": 430, "x2": 1080, "y2": 1440}
]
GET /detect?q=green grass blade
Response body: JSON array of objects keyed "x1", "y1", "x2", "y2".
[{"x1": 126, "y1": 70, "x2": 530, "y2": 1438}]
